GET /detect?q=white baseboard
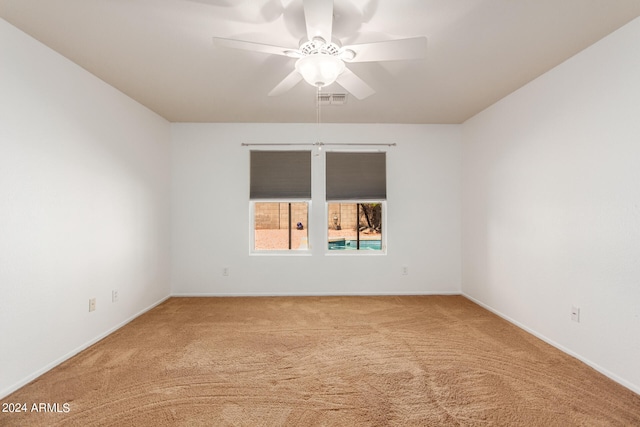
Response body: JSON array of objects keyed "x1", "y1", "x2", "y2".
[
  {"x1": 0, "y1": 295, "x2": 171, "y2": 399},
  {"x1": 171, "y1": 291, "x2": 462, "y2": 297},
  {"x1": 462, "y1": 293, "x2": 640, "y2": 396}
]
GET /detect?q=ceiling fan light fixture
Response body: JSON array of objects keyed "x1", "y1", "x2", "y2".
[{"x1": 295, "y1": 54, "x2": 345, "y2": 88}]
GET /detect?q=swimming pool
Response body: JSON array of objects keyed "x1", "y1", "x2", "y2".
[{"x1": 328, "y1": 239, "x2": 382, "y2": 250}]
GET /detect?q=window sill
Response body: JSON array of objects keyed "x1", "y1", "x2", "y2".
[
  {"x1": 250, "y1": 251, "x2": 312, "y2": 256},
  {"x1": 324, "y1": 251, "x2": 387, "y2": 256}
]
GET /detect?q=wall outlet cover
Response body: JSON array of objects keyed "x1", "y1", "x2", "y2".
[{"x1": 571, "y1": 306, "x2": 580, "y2": 322}]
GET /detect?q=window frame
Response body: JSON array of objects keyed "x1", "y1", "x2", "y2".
[
  {"x1": 249, "y1": 149, "x2": 312, "y2": 256},
  {"x1": 325, "y1": 200, "x2": 387, "y2": 255}
]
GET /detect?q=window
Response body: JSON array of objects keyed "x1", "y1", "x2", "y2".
[
  {"x1": 250, "y1": 150, "x2": 311, "y2": 252},
  {"x1": 326, "y1": 152, "x2": 386, "y2": 252}
]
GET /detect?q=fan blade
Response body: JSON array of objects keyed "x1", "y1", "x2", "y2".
[
  {"x1": 336, "y1": 68, "x2": 375, "y2": 100},
  {"x1": 268, "y1": 70, "x2": 303, "y2": 96},
  {"x1": 303, "y1": 0, "x2": 333, "y2": 42},
  {"x1": 342, "y1": 36, "x2": 427, "y2": 63},
  {"x1": 362, "y1": 0, "x2": 379, "y2": 23},
  {"x1": 212, "y1": 37, "x2": 295, "y2": 57}
]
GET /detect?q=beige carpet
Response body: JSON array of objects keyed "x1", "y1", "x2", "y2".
[{"x1": 2, "y1": 296, "x2": 639, "y2": 426}]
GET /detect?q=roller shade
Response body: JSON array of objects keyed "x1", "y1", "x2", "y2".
[
  {"x1": 250, "y1": 151, "x2": 311, "y2": 199},
  {"x1": 326, "y1": 152, "x2": 386, "y2": 200}
]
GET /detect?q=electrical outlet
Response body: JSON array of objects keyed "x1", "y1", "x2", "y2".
[
  {"x1": 571, "y1": 306, "x2": 580, "y2": 323},
  {"x1": 112, "y1": 290, "x2": 119, "y2": 303},
  {"x1": 222, "y1": 267, "x2": 229, "y2": 277},
  {"x1": 402, "y1": 266, "x2": 409, "y2": 276},
  {"x1": 89, "y1": 298, "x2": 96, "y2": 312}
]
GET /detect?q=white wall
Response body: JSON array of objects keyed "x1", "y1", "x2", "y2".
[
  {"x1": 171, "y1": 123, "x2": 461, "y2": 296},
  {"x1": 0, "y1": 19, "x2": 172, "y2": 397},
  {"x1": 462, "y1": 17, "x2": 640, "y2": 393}
]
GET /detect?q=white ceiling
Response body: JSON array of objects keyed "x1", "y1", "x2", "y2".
[{"x1": 2, "y1": 0, "x2": 639, "y2": 124}]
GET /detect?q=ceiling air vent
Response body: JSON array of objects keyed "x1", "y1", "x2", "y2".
[{"x1": 317, "y1": 93, "x2": 348, "y2": 106}]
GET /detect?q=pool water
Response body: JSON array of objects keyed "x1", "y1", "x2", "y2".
[{"x1": 328, "y1": 239, "x2": 382, "y2": 250}]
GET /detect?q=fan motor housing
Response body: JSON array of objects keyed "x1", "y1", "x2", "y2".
[{"x1": 300, "y1": 37, "x2": 341, "y2": 56}]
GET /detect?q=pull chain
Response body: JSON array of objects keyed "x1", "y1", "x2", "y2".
[
  {"x1": 317, "y1": 86, "x2": 321, "y2": 145},
  {"x1": 315, "y1": 85, "x2": 323, "y2": 154}
]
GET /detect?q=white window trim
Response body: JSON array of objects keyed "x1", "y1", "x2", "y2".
[
  {"x1": 324, "y1": 200, "x2": 387, "y2": 256},
  {"x1": 250, "y1": 200, "x2": 312, "y2": 256}
]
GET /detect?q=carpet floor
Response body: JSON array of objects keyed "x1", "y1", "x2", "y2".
[{"x1": 2, "y1": 296, "x2": 639, "y2": 426}]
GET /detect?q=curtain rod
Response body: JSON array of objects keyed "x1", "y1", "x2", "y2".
[{"x1": 241, "y1": 142, "x2": 396, "y2": 147}]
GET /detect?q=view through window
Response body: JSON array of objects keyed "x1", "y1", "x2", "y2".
[
  {"x1": 254, "y1": 202, "x2": 309, "y2": 251},
  {"x1": 327, "y1": 202, "x2": 383, "y2": 251}
]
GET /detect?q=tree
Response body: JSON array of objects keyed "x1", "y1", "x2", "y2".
[{"x1": 359, "y1": 203, "x2": 381, "y2": 232}]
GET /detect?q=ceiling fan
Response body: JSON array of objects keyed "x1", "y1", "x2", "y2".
[{"x1": 212, "y1": 0, "x2": 427, "y2": 100}]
